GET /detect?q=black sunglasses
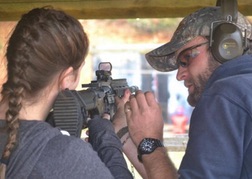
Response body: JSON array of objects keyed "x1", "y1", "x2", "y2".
[{"x1": 176, "y1": 42, "x2": 209, "y2": 68}]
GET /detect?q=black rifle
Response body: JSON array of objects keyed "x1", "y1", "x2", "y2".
[{"x1": 46, "y1": 62, "x2": 138, "y2": 137}]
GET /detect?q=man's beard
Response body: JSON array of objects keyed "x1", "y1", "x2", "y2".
[
  {"x1": 187, "y1": 55, "x2": 220, "y2": 107},
  {"x1": 187, "y1": 74, "x2": 208, "y2": 106}
]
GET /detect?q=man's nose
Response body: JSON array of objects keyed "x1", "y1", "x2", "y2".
[{"x1": 176, "y1": 67, "x2": 187, "y2": 81}]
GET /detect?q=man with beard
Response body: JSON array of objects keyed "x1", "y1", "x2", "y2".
[{"x1": 113, "y1": 4, "x2": 252, "y2": 179}]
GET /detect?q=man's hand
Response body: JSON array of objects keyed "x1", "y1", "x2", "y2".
[{"x1": 125, "y1": 90, "x2": 164, "y2": 146}]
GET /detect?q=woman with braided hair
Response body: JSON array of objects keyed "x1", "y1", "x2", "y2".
[{"x1": 0, "y1": 7, "x2": 132, "y2": 179}]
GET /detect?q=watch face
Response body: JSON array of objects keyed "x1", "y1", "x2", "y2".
[
  {"x1": 138, "y1": 138, "x2": 164, "y2": 162},
  {"x1": 139, "y1": 139, "x2": 155, "y2": 153}
]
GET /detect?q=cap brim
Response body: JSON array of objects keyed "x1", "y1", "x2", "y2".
[{"x1": 145, "y1": 39, "x2": 185, "y2": 72}]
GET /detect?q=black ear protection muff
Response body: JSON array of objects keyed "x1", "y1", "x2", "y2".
[{"x1": 210, "y1": 0, "x2": 246, "y2": 63}]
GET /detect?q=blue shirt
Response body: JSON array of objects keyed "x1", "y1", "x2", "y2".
[{"x1": 179, "y1": 55, "x2": 252, "y2": 179}]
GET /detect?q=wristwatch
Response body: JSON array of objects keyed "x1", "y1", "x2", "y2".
[{"x1": 137, "y1": 138, "x2": 164, "y2": 162}]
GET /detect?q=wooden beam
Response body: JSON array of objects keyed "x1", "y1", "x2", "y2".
[{"x1": 0, "y1": 0, "x2": 252, "y2": 21}]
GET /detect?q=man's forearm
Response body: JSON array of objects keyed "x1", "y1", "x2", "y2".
[{"x1": 142, "y1": 147, "x2": 178, "y2": 179}]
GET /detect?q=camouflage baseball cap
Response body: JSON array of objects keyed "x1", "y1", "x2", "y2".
[{"x1": 145, "y1": 6, "x2": 252, "y2": 72}]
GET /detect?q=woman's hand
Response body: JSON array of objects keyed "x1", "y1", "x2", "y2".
[{"x1": 112, "y1": 89, "x2": 131, "y2": 133}]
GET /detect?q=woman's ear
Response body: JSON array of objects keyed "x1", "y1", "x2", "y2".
[{"x1": 59, "y1": 66, "x2": 79, "y2": 90}]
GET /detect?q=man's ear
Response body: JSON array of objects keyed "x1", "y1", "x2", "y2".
[{"x1": 59, "y1": 66, "x2": 78, "y2": 90}]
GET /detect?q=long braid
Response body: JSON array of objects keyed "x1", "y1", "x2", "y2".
[{"x1": 0, "y1": 21, "x2": 32, "y2": 178}]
